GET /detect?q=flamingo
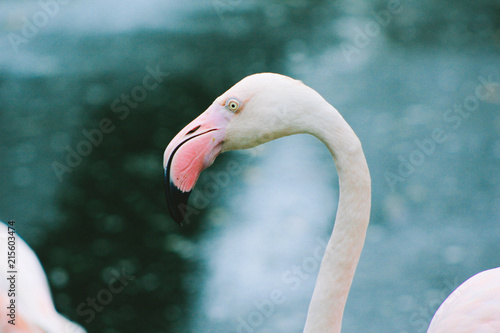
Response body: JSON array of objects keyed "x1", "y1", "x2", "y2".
[
  {"x1": 0, "y1": 221, "x2": 86, "y2": 333},
  {"x1": 163, "y1": 73, "x2": 500, "y2": 332}
]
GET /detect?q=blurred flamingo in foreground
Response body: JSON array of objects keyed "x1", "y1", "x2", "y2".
[
  {"x1": 0, "y1": 222, "x2": 86, "y2": 333},
  {"x1": 163, "y1": 73, "x2": 500, "y2": 332}
]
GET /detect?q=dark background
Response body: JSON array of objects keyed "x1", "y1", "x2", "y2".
[{"x1": 0, "y1": 0, "x2": 499, "y2": 332}]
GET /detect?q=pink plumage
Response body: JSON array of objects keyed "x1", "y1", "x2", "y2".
[{"x1": 428, "y1": 267, "x2": 500, "y2": 332}]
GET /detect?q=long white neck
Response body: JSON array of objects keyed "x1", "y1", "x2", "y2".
[{"x1": 301, "y1": 97, "x2": 371, "y2": 333}]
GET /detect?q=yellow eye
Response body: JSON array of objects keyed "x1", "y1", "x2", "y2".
[{"x1": 226, "y1": 98, "x2": 240, "y2": 112}]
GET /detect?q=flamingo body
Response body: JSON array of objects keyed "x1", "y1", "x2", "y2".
[
  {"x1": 0, "y1": 222, "x2": 86, "y2": 333},
  {"x1": 428, "y1": 267, "x2": 500, "y2": 333}
]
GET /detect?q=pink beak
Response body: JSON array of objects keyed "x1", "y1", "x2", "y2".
[{"x1": 163, "y1": 104, "x2": 230, "y2": 225}]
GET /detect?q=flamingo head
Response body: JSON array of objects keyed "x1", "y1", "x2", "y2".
[{"x1": 163, "y1": 73, "x2": 315, "y2": 225}]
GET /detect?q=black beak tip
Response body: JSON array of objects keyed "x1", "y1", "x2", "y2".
[{"x1": 164, "y1": 170, "x2": 191, "y2": 226}]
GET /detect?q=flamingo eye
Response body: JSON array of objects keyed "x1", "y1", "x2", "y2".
[{"x1": 226, "y1": 98, "x2": 240, "y2": 112}]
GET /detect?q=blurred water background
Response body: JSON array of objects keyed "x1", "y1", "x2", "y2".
[{"x1": 0, "y1": 0, "x2": 499, "y2": 332}]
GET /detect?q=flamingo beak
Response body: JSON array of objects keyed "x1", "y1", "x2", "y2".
[{"x1": 163, "y1": 105, "x2": 229, "y2": 225}]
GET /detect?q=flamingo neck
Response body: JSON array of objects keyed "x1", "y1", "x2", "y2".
[{"x1": 302, "y1": 102, "x2": 371, "y2": 333}]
